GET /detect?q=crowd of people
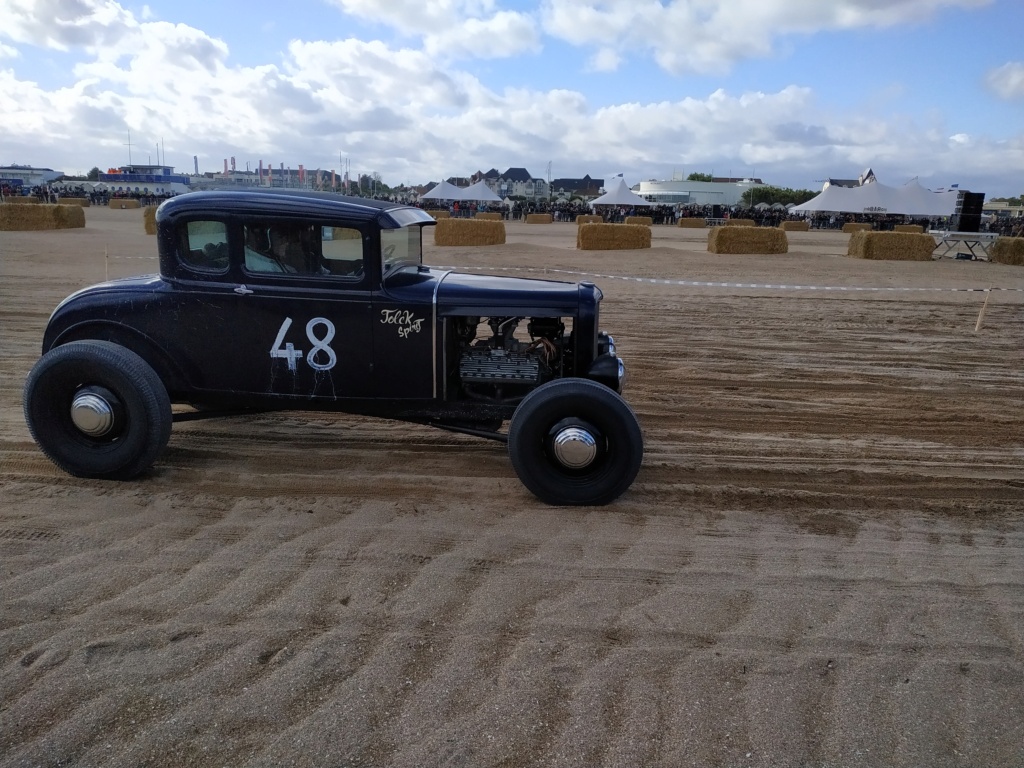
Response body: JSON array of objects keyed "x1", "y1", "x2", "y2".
[
  {"x1": 0, "y1": 182, "x2": 178, "y2": 207},
  {"x1": 5, "y1": 180, "x2": 1020, "y2": 236}
]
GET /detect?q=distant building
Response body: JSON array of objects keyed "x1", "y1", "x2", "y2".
[
  {"x1": 0, "y1": 164, "x2": 64, "y2": 188},
  {"x1": 823, "y1": 167, "x2": 876, "y2": 190},
  {"x1": 466, "y1": 167, "x2": 550, "y2": 201},
  {"x1": 634, "y1": 177, "x2": 766, "y2": 206},
  {"x1": 99, "y1": 164, "x2": 191, "y2": 195},
  {"x1": 983, "y1": 200, "x2": 1023, "y2": 219},
  {"x1": 550, "y1": 174, "x2": 604, "y2": 201}
]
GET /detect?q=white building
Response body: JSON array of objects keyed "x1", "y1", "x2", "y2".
[
  {"x1": 0, "y1": 164, "x2": 64, "y2": 188},
  {"x1": 99, "y1": 164, "x2": 191, "y2": 195},
  {"x1": 633, "y1": 176, "x2": 766, "y2": 207}
]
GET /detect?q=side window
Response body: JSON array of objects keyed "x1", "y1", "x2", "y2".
[
  {"x1": 243, "y1": 221, "x2": 325, "y2": 276},
  {"x1": 179, "y1": 220, "x2": 228, "y2": 271},
  {"x1": 320, "y1": 226, "x2": 364, "y2": 278}
]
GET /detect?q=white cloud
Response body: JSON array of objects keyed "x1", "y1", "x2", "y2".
[
  {"x1": 0, "y1": 1, "x2": 1017, "y2": 194},
  {"x1": 0, "y1": 42, "x2": 20, "y2": 58},
  {"x1": 539, "y1": 0, "x2": 993, "y2": 74},
  {"x1": 985, "y1": 61, "x2": 1024, "y2": 100},
  {"x1": 0, "y1": 0, "x2": 137, "y2": 51},
  {"x1": 327, "y1": 0, "x2": 541, "y2": 59}
]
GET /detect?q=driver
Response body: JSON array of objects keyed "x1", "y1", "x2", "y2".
[{"x1": 268, "y1": 225, "x2": 308, "y2": 273}]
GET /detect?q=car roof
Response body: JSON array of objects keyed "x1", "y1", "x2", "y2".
[{"x1": 156, "y1": 189, "x2": 435, "y2": 228}]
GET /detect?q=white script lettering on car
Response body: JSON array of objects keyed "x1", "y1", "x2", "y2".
[
  {"x1": 270, "y1": 317, "x2": 338, "y2": 371},
  {"x1": 380, "y1": 309, "x2": 424, "y2": 339}
]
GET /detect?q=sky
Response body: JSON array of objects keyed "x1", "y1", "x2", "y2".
[{"x1": 1, "y1": 0, "x2": 1022, "y2": 197}]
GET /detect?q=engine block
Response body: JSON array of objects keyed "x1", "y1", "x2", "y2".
[{"x1": 459, "y1": 347, "x2": 540, "y2": 385}]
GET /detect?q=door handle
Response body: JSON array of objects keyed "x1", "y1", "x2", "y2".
[{"x1": 234, "y1": 284, "x2": 254, "y2": 295}]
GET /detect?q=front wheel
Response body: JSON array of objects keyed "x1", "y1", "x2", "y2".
[
  {"x1": 23, "y1": 340, "x2": 172, "y2": 479},
  {"x1": 508, "y1": 379, "x2": 643, "y2": 505}
]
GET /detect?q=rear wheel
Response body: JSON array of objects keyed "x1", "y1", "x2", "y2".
[
  {"x1": 23, "y1": 341, "x2": 172, "y2": 479},
  {"x1": 508, "y1": 378, "x2": 643, "y2": 505}
]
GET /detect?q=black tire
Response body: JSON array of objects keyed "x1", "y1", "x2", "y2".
[
  {"x1": 508, "y1": 378, "x2": 643, "y2": 505},
  {"x1": 23, "y1": 340, "x2": 172, "y2": 479}
]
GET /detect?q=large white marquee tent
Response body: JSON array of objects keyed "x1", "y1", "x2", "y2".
[
  {"x1": 792, "y1": 180, "x2": 959, "y2": 217},
  {"x1": 419, "y1": 179, "x2": 503, "y2": 202},
  {"x1": 589, "y1": 178, "x2": 655, "y2": 208}
]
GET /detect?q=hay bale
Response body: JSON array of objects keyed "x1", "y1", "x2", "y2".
[
  {"x1": 990, "y1": 237, "x2": 1024, "y2": 266},
  {"x1": 577, "y1": 223, "x2": 651, "y2": 251},
  {"x1": 624, "y1": 216, "x2": 653, "y2": 226},
  {"x1": 330, "y1": 227, "x2": 361, "y2": 240},
  {"x1": 434, "y1": 218, "x2": 506, "y2": 246},
  {"x1": 846, "y1": 231, "x2": 936, "y2": 261},
  {"x1": 109, "y1": 198, "x2": 141, "y2": 209},
  {"x1": 779, "y1": 220, "x2": 809, "y2": 231},
  {"x1": 708, "y1": 226, "x2": 788, "y2": 254},
  {"x1": 576, "y1": 215, "x2": 603, "y2": 225},
  {"x1": 428, "y1": 210, "x2": 450, "y2": 219},
  {"x1": 525, "y1": 213, "x2": 553, "y2": 224},
  {"x1": 143, "y1": 205, "x2": 158, "y2": 235},
  {"x1": 677, "y1": 218, "x2": 706, "y2": 229},
  {"x1": 893, "y1": 224, "x2": 924, "y2": 234},
  {"x1": 58, "y1": 197, "x2": 91, "y2": 207},
  {"x1": 475, "y1": 212, "x2": 503, "y2": 221},
  {"x1": 1, "y1": 196, "x2": 40, "y2": 204},
  {"x1": 842, "y1": 222, "x2": 872, "y2": 233},
  {"x1": 724, "y1": 219, "x2": 756, "y2": 227},
  {"x1": 0, "y1": 204, "x2": 86, "y2": 231}
]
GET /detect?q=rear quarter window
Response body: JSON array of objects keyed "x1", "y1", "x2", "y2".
[{"x1": 179, "y1": 220, "x2": 229, "y2": 272}]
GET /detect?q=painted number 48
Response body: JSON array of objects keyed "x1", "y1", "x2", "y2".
[{"x1": 270, "y1": 317, "x2": 338, "y2": 372}]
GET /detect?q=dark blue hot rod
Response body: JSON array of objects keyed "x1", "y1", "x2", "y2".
[{"x1": 24, "y1": 190, "x2": 642, "y2": 505}]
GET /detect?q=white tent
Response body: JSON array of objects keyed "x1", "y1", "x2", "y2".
[
  {"x1": 459, "y1": 180, "x2": 502, "y2": 202},
  {"x1": 589, "y1": 178, "x2": 655, "y2": 207},
  {"x1": 792, "y1": 180, "x2": 958, "y2": 217},
  {"x1": 420, "y1": 180, "x2": 465, "y2": 201}
]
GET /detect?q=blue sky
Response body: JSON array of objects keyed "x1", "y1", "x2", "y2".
[{"x1": 1, "y1": 0, "x2": 1022, "y2": 196}]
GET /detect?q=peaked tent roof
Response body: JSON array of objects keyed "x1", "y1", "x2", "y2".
[
  {"x1": 420, "y1": 179, "x2": 466, "y2": 200},
  {"x1": 588, "y1": 178, "x2": 655, "y2": 207},
  {"x1": 459, "y1": 180, "x2": 502, "y2": 202},
  {"x1": 792, "y1": 180, "x2": 958, "y2": 217}
]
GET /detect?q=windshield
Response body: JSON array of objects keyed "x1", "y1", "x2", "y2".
[{"x1": 382, "y1": 224, "x2": 426, "y2": 273}]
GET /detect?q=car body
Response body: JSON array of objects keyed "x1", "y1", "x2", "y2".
[{"x1": 24, "y1": 189, "x2": 643, "y2": 505}]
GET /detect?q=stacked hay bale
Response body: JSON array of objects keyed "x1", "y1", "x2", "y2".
[
  {"x1": 525, "y1": 213, "x2": 553, "y2": 224},
  {"x1": 474, "y1": 212, "x2": 503, "y2": 221},
  {"x1": 990, "y1": 237, "x2": 1024, "y2": 266},
  {"x1": 624, "y1": 216, "x2": 653, "y2": 226},
  {"x1": 109, "y1": 198, "x2": 141, "y2": 209},
  {"x1": 780, "y1": 221, "x2": 809, "y2": 231},
  {"x1": 428, "y1": 210, "x2": 450, "y2": 219},
  {"x1": 0, "y1": 204, "x2": 86, "y2": 231},
  {"x1": 677, "y1": 218, "x2": 706, "y2": 228},
  {"x1": 2, "y1": 196, "x2": 40, "y2": 205},
  {"x1": 434, "y1": 218, "x2": 506, "y2": 246},
  {"x1": 842, "y1": 222, "x2": 872, "y2": 233},
  {"x1": 708, "y1": 226, "x2": 788, "y2": 254},
  {"x1": 576, "y1": 214, "x2": 603, "y2": 225},
  {"x1": 143, "y1": 205, "x2": 158, "y2": 235},
  {"x1": 58, "y1": 197, "x2": 91, "y2": 207},
  {"x1": 894, "y1": 224, "x2": 924, "y2": 234},
  {"x1": 847, "y1": 231, "x2": 936, "y2": 261},
  {"x1": 577, "y1": 223, "x2": 651, "y2": 251},
  {"x1": 725, "y1": 219, "x2": 756, "y2": 227}
]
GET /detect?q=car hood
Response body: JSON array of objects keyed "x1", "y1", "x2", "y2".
[{"x1": 434, "y1": 270, "x2": 592, "y2": 316}]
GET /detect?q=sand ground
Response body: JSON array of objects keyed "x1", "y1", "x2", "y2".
[{"x1": 2, "y1": 207, "x2": 1023, "y2": 767}]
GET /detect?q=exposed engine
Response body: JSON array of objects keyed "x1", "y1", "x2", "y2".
[{"x1": 454, "y1": 316, "x2": 567, "y2": 402}]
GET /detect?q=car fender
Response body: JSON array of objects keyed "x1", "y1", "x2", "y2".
[{"x1": 47, "y1": 321, "x2": 194, "y2": 397}]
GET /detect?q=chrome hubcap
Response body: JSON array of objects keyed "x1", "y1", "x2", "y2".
[
  {"x1": 70, "y1": 391, "x2": 116, "y2": 436},
  {"x1": 552, "y1": 426, "x2": 598, "y2": 469}
]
